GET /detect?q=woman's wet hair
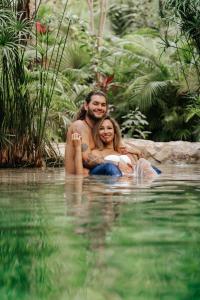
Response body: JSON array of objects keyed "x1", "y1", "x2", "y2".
[
  {"x1": 75, "y1": 90, "x2": 108, "y2": 120},
  {"x1": 93, "y1": 116, "x2": 122, "y2": 151}
]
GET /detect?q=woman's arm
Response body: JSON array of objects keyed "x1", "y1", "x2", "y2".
[{"x1": 71, "y1": 133, "x2": 83, "y2": 175}]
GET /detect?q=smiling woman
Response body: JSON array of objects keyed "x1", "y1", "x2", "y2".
[{"x1": 93, "y1": 117, "x2": 121, "y2": 151}]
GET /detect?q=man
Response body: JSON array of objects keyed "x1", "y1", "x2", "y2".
[{"x1": 65, "y1": 90, "x2": 141, "y2": 175}]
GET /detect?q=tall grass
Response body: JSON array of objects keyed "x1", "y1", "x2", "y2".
[{"x1": 0, "y1": 0, "x2": 70, "y2": 167}]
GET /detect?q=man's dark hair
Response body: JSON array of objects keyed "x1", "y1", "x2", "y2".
[{"x1": 75, "y1": 90, "x2": 108, "y2": 120}]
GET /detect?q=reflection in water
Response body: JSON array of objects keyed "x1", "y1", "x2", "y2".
[
  {"x1": 0, "y1": 182, "x2": 89, "y2": 300},
  {"x1": 65, "y1": 176, "x2": 121, "y2": 283},
  {"x1": 0, "y1": 185, "x2": 53, "y2": 298},
  {"x1": 0, "y1": 166, "x2": 200, "y2": 299}
]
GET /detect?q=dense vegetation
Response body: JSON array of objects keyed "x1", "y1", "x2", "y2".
[{"x1": 0, "y1": 0, "x2": 200, "y2": 167}]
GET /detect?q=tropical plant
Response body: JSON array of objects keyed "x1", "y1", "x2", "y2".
[
  {"x1": 162, "y1": 0, "x2": 200, "y2": 89},
  {"x1": 164, "y1": 0, "x2": 200, "y2": 53},
  {"x1": 121, "y1": 107, "x2": 150, "y2": 139},
  {"x1": 108, "y1": 3, "x2": 135, "y2": 36},
  {"x1": 185, "y1": 95, "x2": 200, "y2": 141},
  {"x1": 158, "y1": 0, "x2": 200, "y2": 140},
  {"x1": 0, "y1": 0, "x2": 70, "y2": 167},
  {"x1": 45, "y1": 83, "x2": 90, "y2": 141},
  {"x1": 108, "y1": 0, "x2": 158, "y2": 36}
]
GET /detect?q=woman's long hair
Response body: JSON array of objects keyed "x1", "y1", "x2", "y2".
[
  {"x1": 75, "y1": 90, "x2": 108, "y2": 120},
  {"x1": 93, "y1": 116, "x2": 122, "y2": 151}
]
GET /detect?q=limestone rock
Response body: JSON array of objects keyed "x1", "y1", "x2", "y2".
[{"x1": 124, "y1": 139, "x2": 200, "y2": 164}]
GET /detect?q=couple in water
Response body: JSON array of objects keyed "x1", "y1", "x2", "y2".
[{"x1": 65, "y1": 90, "x2": 161, "y2": 177}]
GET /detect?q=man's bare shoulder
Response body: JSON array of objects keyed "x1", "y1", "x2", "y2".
[
  {"x1": 69, "y1": 120, "x2": 83, "y2": 128},
  {"x1": 69, "y1": 120, "x2": 87, "y2": 132}
]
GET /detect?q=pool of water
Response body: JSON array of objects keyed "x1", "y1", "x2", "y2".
[{"x1": 0, "y1": 164, "x2": 200, "y2": 300}]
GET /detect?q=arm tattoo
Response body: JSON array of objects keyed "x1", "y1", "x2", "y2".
[
  {"x1": 81, "y1": 143, "x2": 88, "y2": 152},
  {"x1": 83, "y1": 154, "x2": 105, "y2": 168}
]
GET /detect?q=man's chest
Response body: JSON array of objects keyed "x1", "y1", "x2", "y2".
[{"x1": 89, "y1": 135, "x2": 95, "y2": 150}]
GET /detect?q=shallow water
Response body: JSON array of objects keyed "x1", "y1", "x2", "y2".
[{"x1": 0, "y1": 164, "x2": 200, "y2": 300}]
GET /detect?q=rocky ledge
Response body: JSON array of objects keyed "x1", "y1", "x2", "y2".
[
  {"x1": 124, "y1": 139, "x2": 200, "y2": 164},
  {"x1": 58, "y1": 140, "x2": 200, "y2": 165}
]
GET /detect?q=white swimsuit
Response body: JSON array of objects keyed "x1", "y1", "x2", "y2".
[
  {"x1": 105, "y1": 155, "x2": 158, "y2": 177},
  {"x1": 105, "y1": 154, "x2": 132, "y2": 165}
]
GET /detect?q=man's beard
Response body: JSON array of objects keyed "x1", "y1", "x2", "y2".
[{"x1": 86, "y1": 108, "x2": 105, "y2": 121}]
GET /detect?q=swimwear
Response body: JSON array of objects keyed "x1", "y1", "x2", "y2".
[{"x1": 105, "y1": 155, "x2": 161, "y2": 176}]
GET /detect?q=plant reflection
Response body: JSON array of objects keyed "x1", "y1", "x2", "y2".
[{"x1": 0, "y1": 183, "x2": 89, "y2": 299}]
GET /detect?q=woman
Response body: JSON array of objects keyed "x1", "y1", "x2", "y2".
[{"x1": 72, "y1": 116, "x2": 161, "y2": 177}]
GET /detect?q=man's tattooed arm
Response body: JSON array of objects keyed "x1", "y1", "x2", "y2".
[
  {"x1": 81, "y1": 143, "x2": 89, "y2": 152},
  {"x1": 81, "y1": 143, "x2": 106, "y2": 168},
  {"x1": 81, "y1": 143, "x2": 120, "y2": 169},
  {"x1": 83, "y1": 153, "x2": 106, "y2": 168}
]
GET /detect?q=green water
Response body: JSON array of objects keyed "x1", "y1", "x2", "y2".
[{"x1": 0, "y1": 165, "x2": 200, "y2": 300}]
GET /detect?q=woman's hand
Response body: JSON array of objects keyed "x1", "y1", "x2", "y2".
[
  {"x1": 118, "y1": 161, "x2": 133, "y2": 174},
  {"x1": 71, "y1": 132, "x2": 82, "y2": 149},
  {"x1": 71, "y1": 132, "x2": 83, "y2": 175}
]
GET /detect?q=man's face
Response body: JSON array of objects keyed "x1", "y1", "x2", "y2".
[{"x1": 85, "y1": 95, "x2": 107, "y2": 121}]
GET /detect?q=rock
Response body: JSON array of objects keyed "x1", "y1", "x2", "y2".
[
  {"x1": 123, "y1": 139, "x2": 200, "y2": 164},
  {"x1": 56, "y1": 143, "x2": 65, "y2": 157}
]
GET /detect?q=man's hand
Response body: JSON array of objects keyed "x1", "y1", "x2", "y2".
[
  {"x1": 83, "y1": 153, "x2": 105, "y2": 168},
  {"x1": 119, "y1": 145, "x2": 143, "y2": 158}
]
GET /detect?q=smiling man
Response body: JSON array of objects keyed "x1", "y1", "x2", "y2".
[{"x1": 65, "y1": 90, "x2": 108, "y2": 174}]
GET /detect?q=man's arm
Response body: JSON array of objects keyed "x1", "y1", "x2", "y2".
[
  {"x1": 72, "y1": 122, "x2": 105, "y2": 169},
  {"x1": 118, "y1": 142, "x2": 143, "y2": 158},
  {"x1": 81, "y1": 143, "x2": 105, "y2": 168},
  {"x1": 82, "y1": 148, "x2": 133, "y2": 174}
]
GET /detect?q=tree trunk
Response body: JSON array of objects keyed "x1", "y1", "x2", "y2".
[
  {"x1": 97, "y1": 0, "x2": 107, "y2": 49},
  {"x1": 87, "y1": 0, "x2": 95, "y2": 35},
  {"x1": 17, "y1": 0, "x2": 31, "y2": 19}
]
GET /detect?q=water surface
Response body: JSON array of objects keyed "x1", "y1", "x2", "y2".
[{"x1": 0, "y1": 164, "x2": 200, "y2": 300}]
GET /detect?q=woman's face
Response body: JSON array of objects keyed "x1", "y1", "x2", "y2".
[{"x1": 99, "y1": 119, "x2": 115, "y2": 144}]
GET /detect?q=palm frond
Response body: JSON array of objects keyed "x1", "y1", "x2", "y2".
[
  {"x1": 50, "y1": 41, "x2": 91, "y2": 71},
  {"x1": 126, "y1": 74, "x2": 171, "y2": 110}
]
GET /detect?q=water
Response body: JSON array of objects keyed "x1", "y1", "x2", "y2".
[{"x1": 0, "y1": 165, "x2": 200, "y2": 300}]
